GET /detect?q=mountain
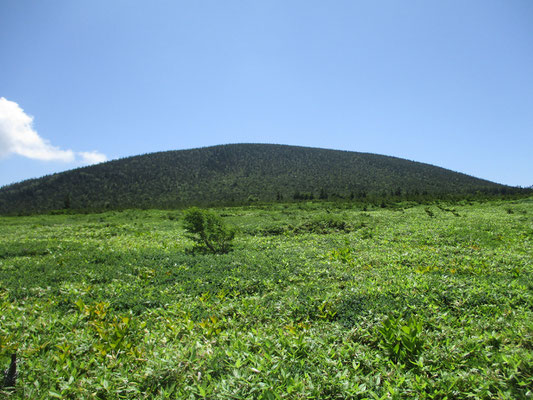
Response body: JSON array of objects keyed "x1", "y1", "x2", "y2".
[{"x1": 0, "y1": 143, "x2": 516, "y2": 214}]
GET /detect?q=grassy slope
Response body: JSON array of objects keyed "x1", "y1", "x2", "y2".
[
  {"x1": 0, "y1": 143, "x2": 510, "y2": 214},
  {"x1": 0, "y1": 198, "x2": 532, "y2": 398}
]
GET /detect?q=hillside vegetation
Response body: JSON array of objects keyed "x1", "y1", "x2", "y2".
[
  {"x1": 1, "y1": 198, "x2": 532, "y2": 398},
  {"x1": 0, "y1": 144, "x2": 518, "y2": 214}
]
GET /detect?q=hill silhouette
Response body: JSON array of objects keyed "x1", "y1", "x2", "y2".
[{"x1": 0, "y1": 143, "x2": 516, "y2": 214}]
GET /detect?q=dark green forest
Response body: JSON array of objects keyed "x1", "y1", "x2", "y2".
[{"x1": 0, "y1": 144, "x2": 527, "y2": 214}]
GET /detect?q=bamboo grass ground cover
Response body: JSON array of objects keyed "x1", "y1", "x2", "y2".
[{"x1": 0, "y1": 198, "x2": 532, "y2": 399}]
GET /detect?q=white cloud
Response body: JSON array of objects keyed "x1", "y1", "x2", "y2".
[
  {"x1": 79, "y1": 151, "x2": 108, "y2": 165},
  {"x1": 0, "y1": 97, "x2": 107, "y2": 164}
]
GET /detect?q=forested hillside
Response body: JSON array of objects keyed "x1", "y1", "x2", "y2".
[{"x1": 0, "y1": 144, "x2": 519, "y2": 214}]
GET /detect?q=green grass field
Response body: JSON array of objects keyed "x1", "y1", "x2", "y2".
[{"x1": 1, "y1": 198, "x2": 532, "y2": 399}]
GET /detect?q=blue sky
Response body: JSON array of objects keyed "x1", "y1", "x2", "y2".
[{"x1": 1, "y1": 1, "x2": 532, "y2": 187}]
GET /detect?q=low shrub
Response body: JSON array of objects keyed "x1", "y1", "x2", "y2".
[{"x1": 183, "y1": 208, "x2": 235, "y2": 254}]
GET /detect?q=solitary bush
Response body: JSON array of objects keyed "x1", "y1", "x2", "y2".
[{"x1": 183, "y1": 208, "x2": 235, "y2": 254}]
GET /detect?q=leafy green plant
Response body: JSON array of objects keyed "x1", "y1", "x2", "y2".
[
  {"x1": 317, "y1": 300, "x2": 338, "y2": 321},
  {"x1": 378, "y1": 314, "x2": 424, "y2": 366},
  {"x1": 183, "y1": 207, "x2": 235, "y2": 253},
  {"x1": 329, "y1": 246, "x2": 355, "y2": 265}
]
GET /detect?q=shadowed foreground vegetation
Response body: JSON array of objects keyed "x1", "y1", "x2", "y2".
[{"x1": 1, "y1": 198, "x2": 532, "y2": 398}]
